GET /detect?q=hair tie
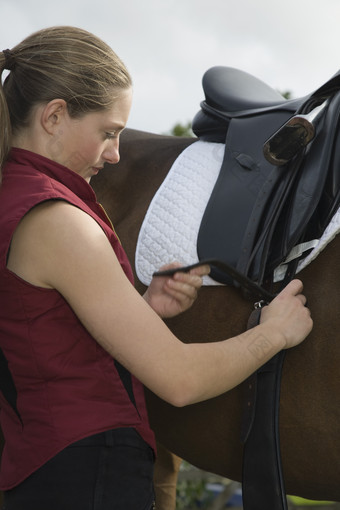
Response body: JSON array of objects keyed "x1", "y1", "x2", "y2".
[{"x1": 2, "y1": 49, "x2": 16, "y2": 71}]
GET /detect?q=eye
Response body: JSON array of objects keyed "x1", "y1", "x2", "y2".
[{"x1": 105, "y1": 131, "x2": 117, "y2": 140}]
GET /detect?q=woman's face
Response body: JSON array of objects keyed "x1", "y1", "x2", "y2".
[{"x1": 50, "y1": 88, "x2": 132, "y2": 183}]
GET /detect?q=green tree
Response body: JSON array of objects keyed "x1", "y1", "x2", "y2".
[
  {"x1": 169, "y1": 121, "x2": 194, "y2": 137},
  {"x1": 281, "y1": 90, "x2": 292, "y2": 99}
]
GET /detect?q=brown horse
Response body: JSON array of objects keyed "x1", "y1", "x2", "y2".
[{"x1": 92, "y1": 128, "x2": 340, "y2": 506}]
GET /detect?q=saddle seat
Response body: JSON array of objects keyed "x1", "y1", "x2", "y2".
[
  {"x1": 192, "y1": 66, "x2": 305, "y2": 143},
  {"x1": 201, "y1": 66, "x2": 296, "y2": 112},
  {"x1": 191, "y1": 66, "x2": 340, "y2": 287}
]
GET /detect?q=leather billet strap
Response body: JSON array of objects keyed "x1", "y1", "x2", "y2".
[{"x1": 153, "y1": 258, "x2": 275, "y2": 303}]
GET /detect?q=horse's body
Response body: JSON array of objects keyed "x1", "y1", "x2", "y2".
[{"x1": 92, "y1": 128, "x2": 340, "y2": 502}]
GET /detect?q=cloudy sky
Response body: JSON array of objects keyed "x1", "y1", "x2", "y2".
[{"x1": 1, "y1": 0, "x2": 340, "y2": 134}]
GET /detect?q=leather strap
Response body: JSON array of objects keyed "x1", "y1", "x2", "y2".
[
  {"x1": 242, "y1": 350, "x2": 287, "y2": 510},
  {"x1": 153, "y1": 258, "x2": 275, "y2": 303},
  {"x1": 240, "y1": 309, "x2": 261, "y2": 444},
  {"x1": 241, "y1": 304, "x2": 288, "y2": 510}
]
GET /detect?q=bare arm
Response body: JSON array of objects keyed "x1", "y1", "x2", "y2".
[{"x1": 7, "y1": 201, "x2": 313, "y2": 407}]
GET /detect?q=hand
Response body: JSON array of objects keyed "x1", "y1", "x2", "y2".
[
  {"x1": 260, "y1": 279, "x2": 313, "y2": 349},
  {"x1": 143, "y1": 262, "x2": 210, "y2": 318}
]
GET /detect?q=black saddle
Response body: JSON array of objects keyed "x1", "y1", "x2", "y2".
[{"x1": 192, "y1": 66, "x2": 340, "y2": 286}]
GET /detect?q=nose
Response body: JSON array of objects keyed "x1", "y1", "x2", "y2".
[{"x1": 103, "y1": 138, "x2": 120, "y2": 164}]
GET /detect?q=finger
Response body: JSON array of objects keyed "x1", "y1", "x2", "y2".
[
  {"x1": 188, "y1": 264, "x2": 211, "y2": 277},
  {"x1": 173, "y1": 272, "x2": 204, "y2": 289},
  {"x1": 281, "y1": 279, "x2": 304, "y2": 297},
  {"x1": 164, "y1": 287, "x2": 197, "y2": 307},
  {"x1": 296, "y1": 294, "x2": 307, "y2": 306},
  {"x1": 166, "y1": 278, "x2": 199, "y2": 299}
]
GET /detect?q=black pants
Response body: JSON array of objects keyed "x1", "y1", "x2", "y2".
[{"x1": 2, "y1": 428, "x2": 155, "y2": 510}]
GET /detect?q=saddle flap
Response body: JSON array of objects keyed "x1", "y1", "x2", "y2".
[
  {"x1": 197, "y1": 109, "x2": 292, "y2": 285},
  {"x1": 197, "y1": 88, "x2": 340, "y2": 286}
]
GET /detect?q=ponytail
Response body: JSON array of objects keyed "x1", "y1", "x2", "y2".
[{"x1": 0, "y1": 51, "x2": 13, "y2": 175}]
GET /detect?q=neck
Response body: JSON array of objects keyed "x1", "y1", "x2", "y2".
[{"x1": 11, "y1": 130, "x2": 50, "y2": 160}]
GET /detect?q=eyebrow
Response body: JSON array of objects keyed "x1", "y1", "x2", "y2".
[{"x1": 106, "y1": 124, "x2": 125, "y2": 132}]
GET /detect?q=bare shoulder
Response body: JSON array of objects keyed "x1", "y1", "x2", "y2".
[
  {"x1": 16, "y1": 199, "x2": 101, "y2": 236},
  {"x1": 7, "y1": 200, "x2": 119, "y2": 288}
]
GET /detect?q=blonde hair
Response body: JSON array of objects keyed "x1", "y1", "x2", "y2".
[{"x1": 0, "y1": 26, "x2": 132, "y2": 171}]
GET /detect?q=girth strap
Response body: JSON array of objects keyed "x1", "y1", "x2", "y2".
[{"x1": 242, "y1": 308, "x2": 287, "y2": 510}]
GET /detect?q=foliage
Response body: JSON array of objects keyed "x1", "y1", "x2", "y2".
[
  {"x1": 168, "y1": 121, "x2": 194, "y2": 137},
  {"x1": 176, "y1": 462, "x2": 219, "y2": 510},
  {"x1": 281, "y1": 90, "x2": 292, "y2": 99},
  {"x1": 176, "y1": 477, "x2": 208, "y2": 510}
]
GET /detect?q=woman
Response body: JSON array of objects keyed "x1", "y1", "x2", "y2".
[{"x1": 0, "y1": 26, "x2": 312, "y2": 510}]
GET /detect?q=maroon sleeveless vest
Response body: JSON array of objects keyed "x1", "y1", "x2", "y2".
[{"x1": 0, "y1": 148, "x2": 156, "y2": 490}]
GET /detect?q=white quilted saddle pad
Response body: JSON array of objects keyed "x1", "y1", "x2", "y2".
[
  {"x1": 135, "y1": 141, "x2": 224, "y2": 285},
  {"x1": 135, "y1": 140, "x2": 340, "y2": 286}
]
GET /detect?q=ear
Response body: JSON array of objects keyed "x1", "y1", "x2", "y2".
[{"x1": 40, "y1": 99, "x2": 68, "y2": 135}]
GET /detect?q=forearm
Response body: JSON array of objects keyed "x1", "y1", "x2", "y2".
[{"x1": 160, "y1": 322, "x2": 286, "y2": 407}]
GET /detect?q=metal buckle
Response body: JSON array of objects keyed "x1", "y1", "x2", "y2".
[{"x1": 254, "y1": 299, "x2": 266, "y2": 309}]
